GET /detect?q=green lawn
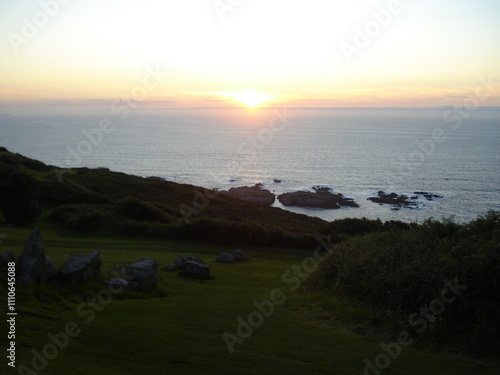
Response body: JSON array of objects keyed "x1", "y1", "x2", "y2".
[{"x1": 1, "y1": 225, "x2": 498, "y2": 375}]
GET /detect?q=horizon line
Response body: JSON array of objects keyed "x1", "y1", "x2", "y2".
[{"x1": 2, "y1": 105, "x2": 500, "y2": 116}]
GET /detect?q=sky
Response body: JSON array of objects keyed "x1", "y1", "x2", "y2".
[{"x1": 0, "y1": 0, "x2": 499, "y2": 113}]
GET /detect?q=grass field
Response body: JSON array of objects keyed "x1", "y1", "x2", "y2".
[{"x1": 1, "y1": 224, "x2": 499, "y2": 375}]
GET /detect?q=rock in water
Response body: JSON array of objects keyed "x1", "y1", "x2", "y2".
[
  {"x1": 220, "y1": 184, "x2": 276, "y2": 206},
  {"x1": 367, "y1": 191, "x2": 420, "y2": 208},
  {"x1": 277, "y1": 188, "x2": 358, "y2": 209},
  {"x1": 17, "y1": 227, "x2": 47, "y2": 286},
  {"x1": 181, "y1": 261, "x2": 211, "y2": 279},
  {"x1": 216, "y1": 252, "x2": 235, "y2": 263},
  {"x1": 116, "y1": 257, "x2": 159, "y2": 292},
  {"x1": 233, "y1": 249, "x2": 250, "y2": 262},
  {"x1": 58, "y1": 250, "x2": 102, "y2": 284}
]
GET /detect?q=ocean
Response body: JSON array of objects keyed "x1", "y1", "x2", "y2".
[{"x1": 1, "y1": 107, "x2": 499, "y2": 223}]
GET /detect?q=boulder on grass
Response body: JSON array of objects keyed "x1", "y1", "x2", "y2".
[
  {"x1": 181, "y1": 261, "x2": 210, "y2": 279},
  {"x1": 186, "y1": 255, "x2": 204, "y2": 264},
  {"x1": 103, "y1": 277, "x2": 139, "y2": 292},
  {"x1": 216, "y1": 252, "x2": 234, "y2": 263},
  {"x1": 174, "y1": 254, "x2": 204, "y2": 268},
  {"x1": 58, "y1": 249, "x2": 102, "y2": 284},
  {"x1": 161, "y1": 264, "x2": 177, "y2": 272},
  {"x1": 174, "y1": 255, "x2": 186, "y2": 268},
  {"x1": 17, "y1": 227, "x2": 47, "y2": 286},
  {"x1": 45, "y1": 256, "x2": 58, "y2": 279},
  {"x1": 233, "y1": 249, "x2": 250, "y2": 262},
  {"x1": 115, "y1": 257, "x2": 159, "y2": 292}
]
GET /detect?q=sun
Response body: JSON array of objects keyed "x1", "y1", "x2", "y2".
[{"x1": 231, "y1": 90, "x2": 273, "y2": 108}]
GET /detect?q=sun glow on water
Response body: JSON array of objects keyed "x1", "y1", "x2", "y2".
[{"x1": 229, "y1": 90, "x2": 274, "y2": 108}]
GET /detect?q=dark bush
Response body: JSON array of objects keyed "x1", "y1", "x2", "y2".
[
  {"x1": 0, "y1": 168, "x2": 41, "y2": 225},
  {"x1": 319, "y1": 217, "x2": 412, "y2": 237},
  {"x1": 38, "y1": 179, "x2": 108, "y2": 205},
  {"x1": 309, "y1": 211, "x2": 500, "y2": 357},
  {"x1": 0, "y1": 154, "x2": 18, "y2": 167},
  {"x1": 50, "y1": 204, "x2": 115, "y2": 233},
  {"x1": 115, "y1": 197, "x2": 170, "y2": 223},
  {"x1": 22, "y1": 157, "x2": 50, "y2": 172}
]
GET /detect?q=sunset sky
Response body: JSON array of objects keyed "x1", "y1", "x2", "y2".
[{"x1": 1, "y1": 0, "x2": 499, "y2": 113}]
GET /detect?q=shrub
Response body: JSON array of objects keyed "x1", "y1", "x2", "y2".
[
  {"x1": 22, "y1": 157, "x2": 51, "y2": 172},
  {"x1": 319, "y1": 217, "x2": 412, "y2": 237},
  {"x1": 115, "y1": 197, "x2": 170, "y2": 223},
  {"x1": 309, "y1": 212, "x2": 500, "y2": 357},
  {"x1": 0, "y1": 168, "x2": 41, "y2": 225},
  {"x1": 50, "y1": 204, "x2": 115, "y2": 233},
  {"x1": 0, "y1": 154, "x2": 18, "y2": 167}
]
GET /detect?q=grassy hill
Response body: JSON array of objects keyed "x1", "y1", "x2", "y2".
[
  {"x1": 0, "y1": 147, "x2": 326, "y2": 248},
  {"x1": 1, "y1": 228, "x2": 499, "y2": 375},
  {"x1": 1, "y1": 147, "x2": 499, "y2": 374}
]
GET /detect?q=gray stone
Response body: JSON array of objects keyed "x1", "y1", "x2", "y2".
[
  {"x1": 186, "y1": 255, "x2": 204, "y2": 264},
  {"x1": 174, "y1": 254, "x2": 203, "y2": 268},
  {"x1": 45, "y1": 256, "x2": 58, "y2": 279},
  {"x1": 0, "y1": 250, "x2": 15, "y2": 268},
  {"x1": 58, "y1": 249, "x2": 102, "y2": 284},
  {"x1": 103, "y1": 277, "x2": 139, "y2": 292},
  {"x1": 162, "y1": 263, "x2": 178, "y2": 272},
  {"x1": 233, "y1": 249, "x2": 250, "y2": 262},
  {"x1": 174, "y1": 255, "x2": 186, "y2": 268},
  {"x1": 116, "y1": 257, "x2": 159, "y2": 292},
  {"x1": 17, "y1": 227, "x2": 46, "y2": 286},
  {"x1": 181, "y1": 261, "x2": 210, "y2": 279},
  {"x1": 216, "y1": 252, "x2": 234, "y2": 263}
]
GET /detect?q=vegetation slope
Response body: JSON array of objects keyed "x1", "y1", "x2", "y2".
[{"x1": 0, "y1": 147, "x2": 499, "y2": 374}]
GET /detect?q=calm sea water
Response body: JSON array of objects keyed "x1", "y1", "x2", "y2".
[{"x1": 1, "y1": 108, "x2": 499, "y2": 223}]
